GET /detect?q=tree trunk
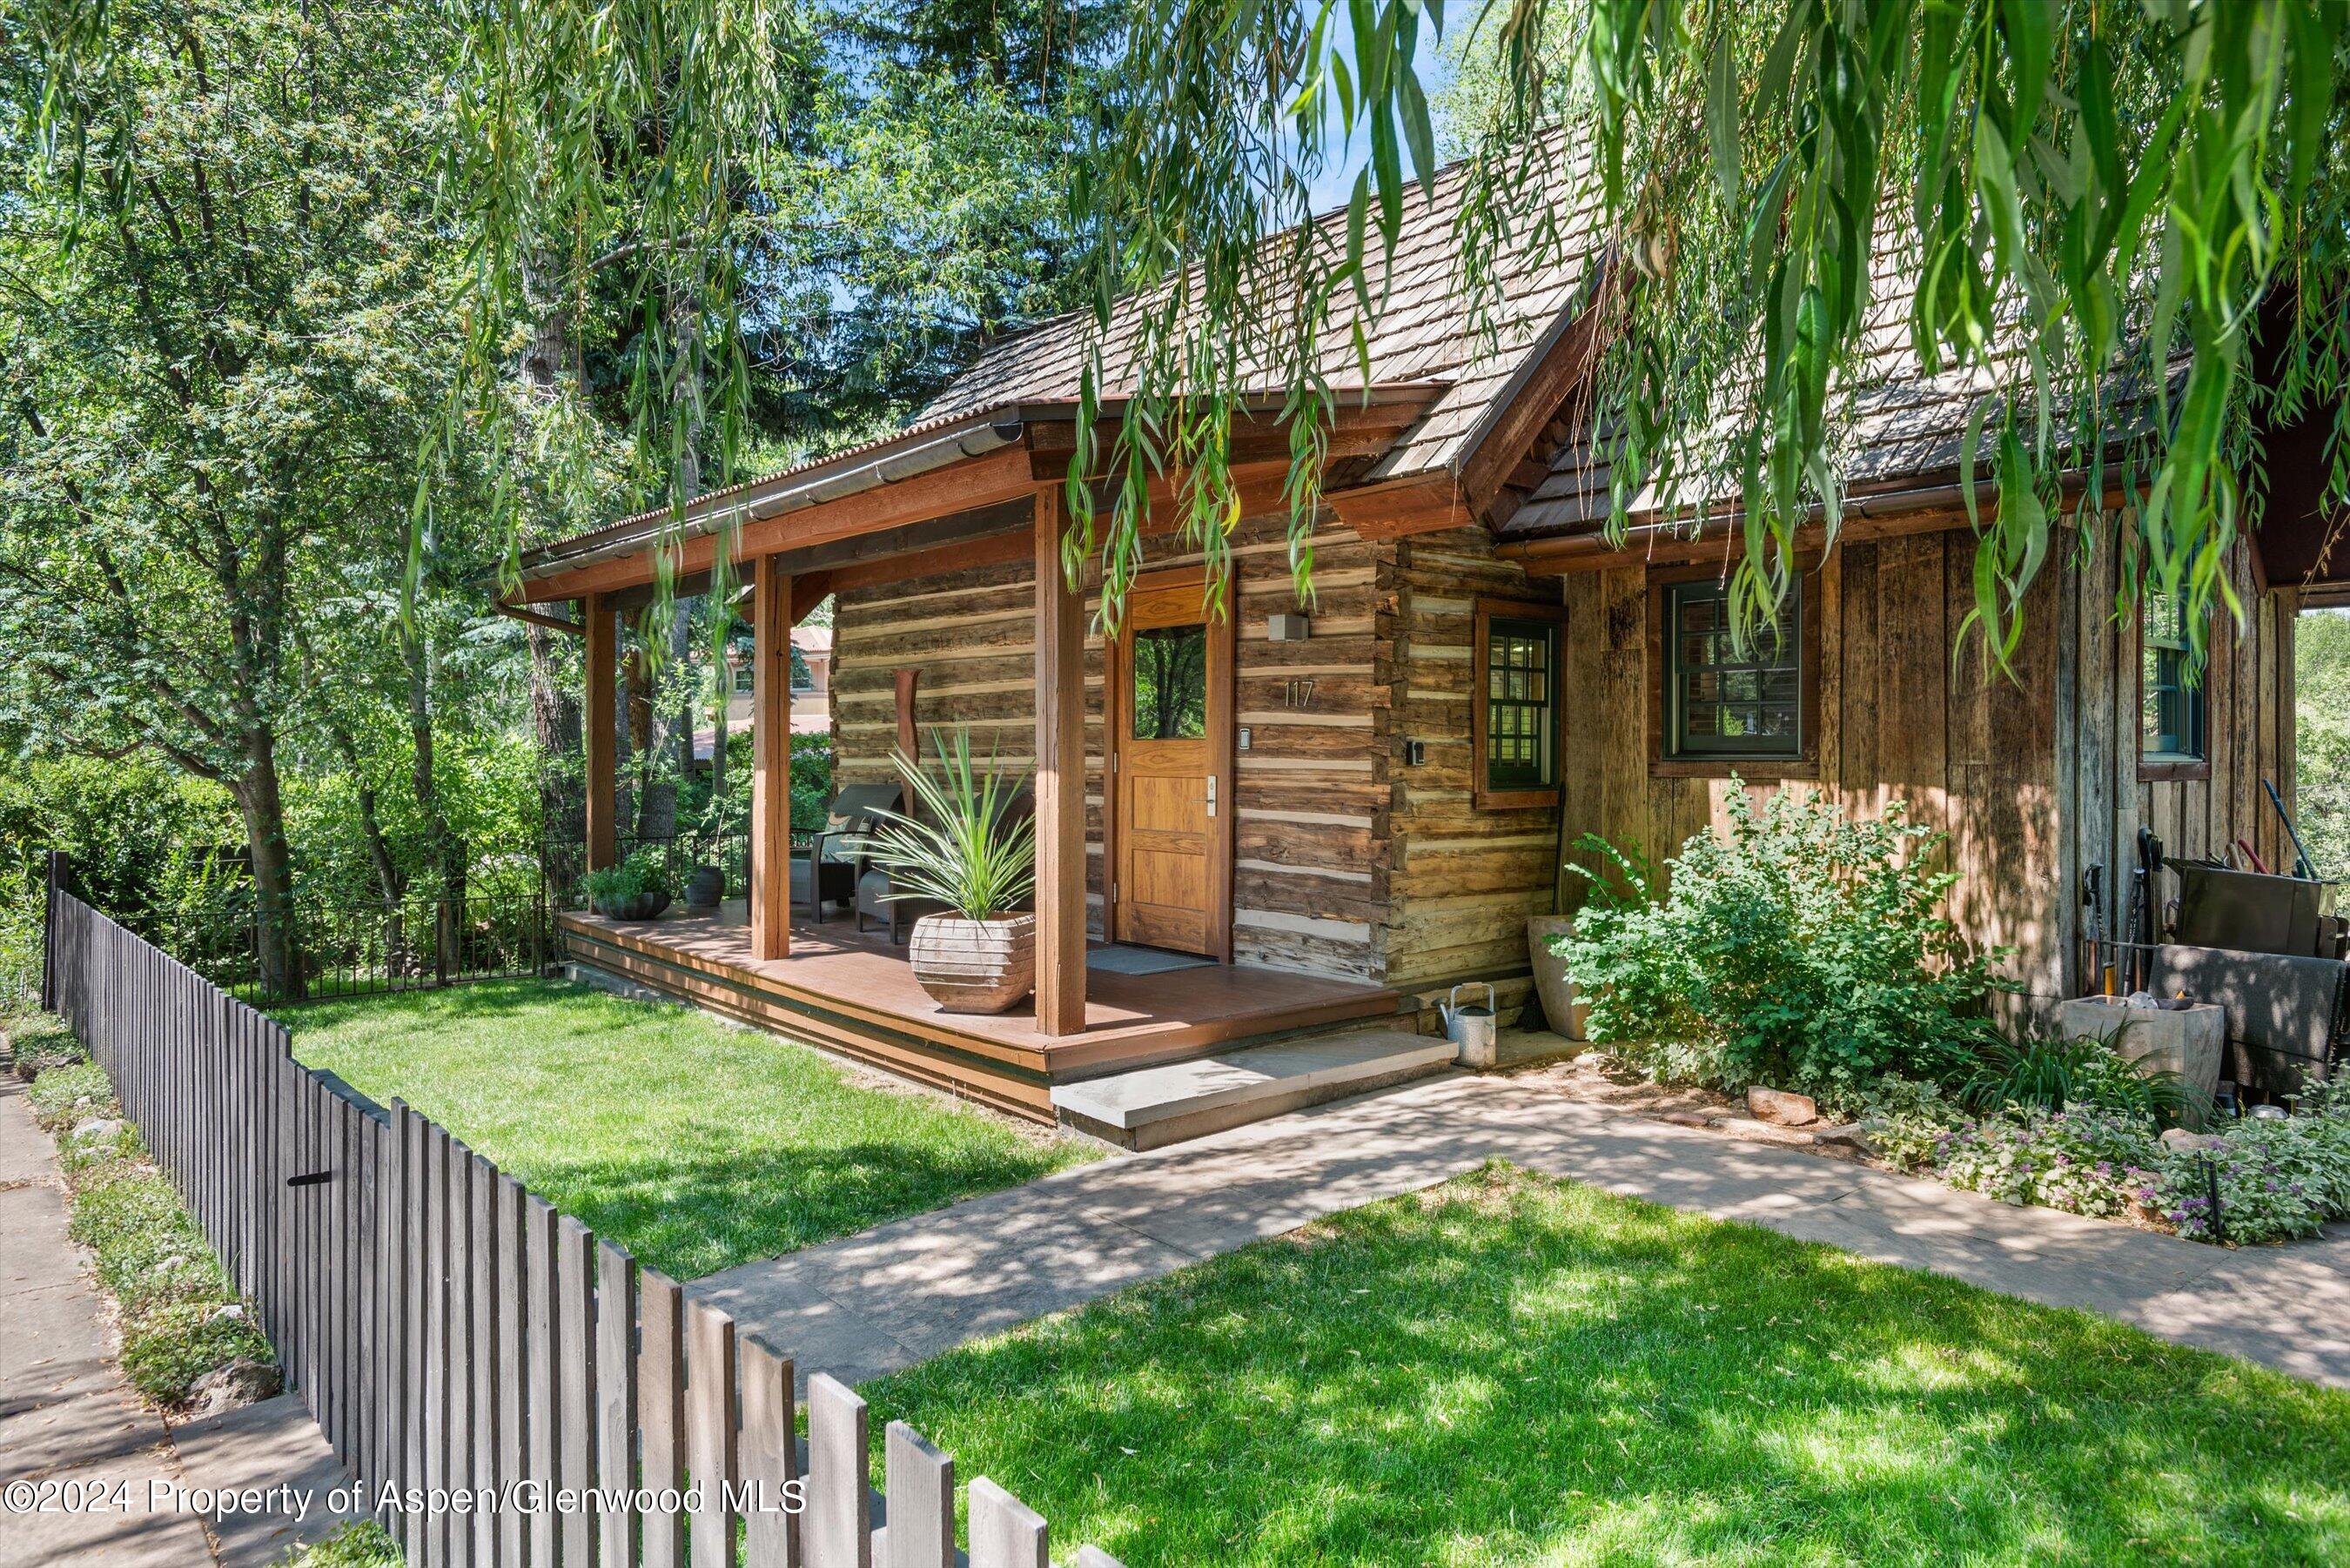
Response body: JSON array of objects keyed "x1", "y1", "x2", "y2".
[
  {"x1": 528, "y1": 621, "x2": 585, "y2": 895},
  {"x1": 404, "y1": 620, "x2": 463, "y2": 981},
  {"x1": 231, "y1": 728, "x2": 302, "y2": 1002}
]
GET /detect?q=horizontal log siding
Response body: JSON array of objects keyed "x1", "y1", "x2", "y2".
[
  {"x1": 829, "y1": 512, "x2": 1393, "y2": 983},
  {"x1": 1380, "y1": 527, "x2": 1568, "y2": 990},
  {"x1": 1554, "y1": 513, "x2": 2296, "y2": 1004}
]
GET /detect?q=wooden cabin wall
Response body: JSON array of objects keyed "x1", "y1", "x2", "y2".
[
  {"x1": 1379, "y1": 526, "x2": 1568, "y2": 990},
  {"x1": 827, "y1": 508, "x2": 1393, "y2": 984},
  {"x1": 1552, "y1": 513, "x2": 2296, "y2": 1004}
]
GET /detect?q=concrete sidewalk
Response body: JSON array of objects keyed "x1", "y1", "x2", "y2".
[
  {"x1": 0, "y1": 1076, "x2": 215, "y2": 1568},
  {"x1": 691, "y1": 1070, "x2": 2350, "y2": 1390}
]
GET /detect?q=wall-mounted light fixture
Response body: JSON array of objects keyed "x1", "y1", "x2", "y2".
[{"x1": 1267, "y1": 612, "x2": 1311, "y2": 642}]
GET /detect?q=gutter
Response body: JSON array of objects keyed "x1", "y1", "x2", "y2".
[{"x1": 514, "y1": 411, "x2": 1027, "y2": 584}]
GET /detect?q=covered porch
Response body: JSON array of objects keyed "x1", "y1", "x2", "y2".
[
  {"x1": 556, "y1": 901, "x2": 1405, "y2": 1119},
  {"x1": 509, "y1": 395, "x2": 1437, "y2": 1113}
]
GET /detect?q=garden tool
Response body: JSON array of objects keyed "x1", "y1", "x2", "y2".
[{"x1": 2266, "y1": 778, "x2": 2317, "y2": 880}]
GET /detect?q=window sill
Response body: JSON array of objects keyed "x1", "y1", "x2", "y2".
[
  {"x1": 1475, "y1": 786, "x2": 1561, "y2": 812},
  {"x1": 1650, "y1": 758, "x2": 1818, "y2": 781},
  {"x1": 2139, "y1": 755, "x2": 2211, "y2": 783}
]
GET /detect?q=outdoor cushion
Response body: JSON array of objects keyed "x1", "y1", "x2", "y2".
[{"x1": 2149, "y1": 943, "x2": 2348, "y2": 1100}]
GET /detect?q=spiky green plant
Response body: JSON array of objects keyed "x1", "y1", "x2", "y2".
[
  {"x1": 855, "y1": 728, "x2": 1037, "y2": 921},
  {"x1": 1964, "y1": 1029, "x2": 2193, "y2": 1125}
]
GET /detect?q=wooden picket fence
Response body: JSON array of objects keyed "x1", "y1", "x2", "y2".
[{"x1": 44, "y1": 881, "x2": 1125, "y2": 1568}]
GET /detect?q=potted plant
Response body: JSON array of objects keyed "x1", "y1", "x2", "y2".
[
  {"x1": 682, "y1": 806, "x2": 731, "y2": 911},
  {"x1": 854, "y1": 728, "x2": 1037, "y2": 1013},
  {"x1": 581, "y1": 848, "x2": 672, "y2": 921}
]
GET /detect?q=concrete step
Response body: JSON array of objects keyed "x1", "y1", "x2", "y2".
[{"x1": 1051, "y1": 1029, "x2": 1458, "y2": 1150}]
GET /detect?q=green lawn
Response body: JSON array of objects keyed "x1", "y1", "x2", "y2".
[
  {"x1": 863, "y1": 1163, "x2": 2350, "y2": 1567},
  {"x1": 286, "y1": 979, "x2": 1098, "y2": 1280}
]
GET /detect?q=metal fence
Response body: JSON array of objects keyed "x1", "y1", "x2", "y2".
[
  {"x1": 92, "y1": 873, "x2": 556, "y2": 1007},
  {"x1": 43, "y1": 878, "x2": 1127, "y2": 1568}
]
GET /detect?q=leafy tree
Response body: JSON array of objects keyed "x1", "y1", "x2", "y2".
[
  {"x1": 1068, "y1": 0, "x2": 2349, "y2": 654},
  {"x1": 2296, "y1": 607, "x2": 2350, "y2": 879},
  {"x1": 0, "y1": 0, "x2": 497, "y2": 992}
]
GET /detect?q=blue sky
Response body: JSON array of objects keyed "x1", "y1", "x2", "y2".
[{"x1": 1291, "y1": 4, "x2": 1460, "y2": 217}]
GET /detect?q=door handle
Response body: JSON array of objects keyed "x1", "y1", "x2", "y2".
[{"x1": 1205, "y1": 774, "x2": 1217, "y2": 818}]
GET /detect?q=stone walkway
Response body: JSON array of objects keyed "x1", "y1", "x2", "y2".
[
  {"x1": 0, "y1": 1075, "x2": 215, "y2": 1568},
  {"x1": 691, "y1": 1070, "x2": 2350, "y2": 1391},
  {"x1": 0, "y1": 1074, "x2": 360, "y2": 1568}
]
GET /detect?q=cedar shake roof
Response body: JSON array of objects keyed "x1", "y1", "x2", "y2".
[
  {"x1": 920, "y1": 137, "x2": 1607, "y2": 487},
  {"x1": 1500, "y1": 235, "x2": 2175, "y2": 543}
]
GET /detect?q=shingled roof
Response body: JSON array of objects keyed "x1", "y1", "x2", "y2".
[{"x1": 920, "y1": 137, "x2": 1606, "y2": 487}]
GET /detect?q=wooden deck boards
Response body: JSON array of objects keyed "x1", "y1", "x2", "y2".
[{"x1": 557, "y1": 903, "x2": 1406, "y2": 1121}]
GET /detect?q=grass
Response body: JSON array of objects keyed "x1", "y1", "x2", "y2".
[
  {"x1": 285, "y1": 978, "x2": 1098, "y2": 1280},
  {"x1": 24, "y1": 1050, "x2": 275, "y2": 1407},
  {"x1": 863, "y1": 1163, "x2": 2350, "y2": 1567}
]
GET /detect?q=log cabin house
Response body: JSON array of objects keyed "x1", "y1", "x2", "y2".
[{"x1": 502, "y1": 151, "x2": 2347, "y2": 1129}]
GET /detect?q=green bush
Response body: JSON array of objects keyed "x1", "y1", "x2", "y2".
[
  {"x1": 280, "y1": 1521, "x2": 403, "y2": 1568},
  {"x1": 1558, "y1": 790, "x2": 2001, "y2": 1115},
  {"x1": 2156, "y1": 1116, "x2": 2350, "y2": 1244},
  {"x1": 1962, "y1": 1030, "x2": 2194, "y2": 1124},
  {"x1": 1935, "y1": 1106, "x2": 2163, "y2": 1218},
  {"x1": 6, "y1": 1010, "x2": 87, "y2": 1080}
]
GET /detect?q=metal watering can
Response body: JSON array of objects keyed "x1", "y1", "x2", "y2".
[{"x1": 1440, "y1": 982, "x2": 1498, "y2": 1069}]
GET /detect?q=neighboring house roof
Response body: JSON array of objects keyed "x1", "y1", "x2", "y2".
[{"x1": 919, "y1": 137, "x2": 1605, "y2": 487}]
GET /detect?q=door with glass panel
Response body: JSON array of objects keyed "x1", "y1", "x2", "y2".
[{"x1": 1112, "y1": 571, "x2": 1232, "y2": 955}]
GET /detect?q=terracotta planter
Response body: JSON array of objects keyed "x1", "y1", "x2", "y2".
[{"x1": 908, "y1": 912, "x2": 1037, "y2": 1014}]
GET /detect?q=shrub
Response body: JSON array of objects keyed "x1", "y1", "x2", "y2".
[
  {"x1": 2156, "y1": 1116, "x2": 2350, "y2": 1244},
  {"x1": 1558, "y1": 790, "x2": 2000, "y2": 1114},
  {"x1": 6, "y1": 1010, "x2": 88, "y2": 1080},
  {"x1": 1858, "y1": 1077, "x2": 1968, "y2": 1171},
  {"x1": 1937, "y1": 1106, "x2": 2163, "y2": 1219}
]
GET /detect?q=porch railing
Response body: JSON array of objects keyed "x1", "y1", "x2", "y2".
[{"x1": 40, "y1": 881, "x2": 1128, "y2": 1568}]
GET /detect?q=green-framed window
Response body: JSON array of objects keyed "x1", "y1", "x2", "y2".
[
  {"x1": 1484, "y1": 615, "x2": 1559, "y2": 791},
  {"x1": 2141, "y1": 590, "x2": 2206, "y2": 762},
  {"x1": 1664, "y1": 580, "x2": 1803, "y2": 760}
]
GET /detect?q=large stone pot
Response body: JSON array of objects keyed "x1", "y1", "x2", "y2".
[
  {"x1": 2053, "y1": 995, "x2": 2226, "y2": 1128},
  {"x1": 1525, "y1": 915, "x2": 1588, "y2": 1040},
  {"x1": 594, "y1": 890, "x2": 671, "y2": 921},
  {"x1": 908, "y1": 912, "x2": 1037, "y2": 1014},
  {"x1": 682, "y1": 864, "x2": 726, "y2": 911}
]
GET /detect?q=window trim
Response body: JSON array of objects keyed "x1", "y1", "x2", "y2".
[
  {"x1": 1471, "y1": 596, "x2": 1568, "y2": 811},
  {"x1": 1646, "y1": 558, "x2": 1821, "y2": 781},
  {"x1": 2137, "y1": 591, "x2": 2213, "y2": 782}
]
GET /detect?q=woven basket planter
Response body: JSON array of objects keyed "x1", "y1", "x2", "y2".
[{"x1": 907, "y1": 912, "x2": 1037, "y2": 1014}]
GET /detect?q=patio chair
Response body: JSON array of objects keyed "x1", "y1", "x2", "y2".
[
  {"x1": 790, "y1": 782, "x2": 903, "y2": 922},
  {"x1": 855, "y1": 785, "x2": 1035, "y2": 943}
]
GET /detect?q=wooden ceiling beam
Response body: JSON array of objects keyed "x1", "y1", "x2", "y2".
[{"x1": 1324, "y1": 473, "x2": 1476, "y2": 540}]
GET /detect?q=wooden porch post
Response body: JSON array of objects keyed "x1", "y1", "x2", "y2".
[
  {"x1": 1033, "y1": 490, "x2": 1087, "y2": 1035},
  {"x1": 750, "y1": 560, "x2": 794, "y2": 960},
  {"x1": 584, "y1": 592, "x2": 617, "y2": 871}
]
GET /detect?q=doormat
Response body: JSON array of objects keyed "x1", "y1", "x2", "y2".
[{"x1": 1087, "y1": 945, "x2": 1218, "y2": 976}]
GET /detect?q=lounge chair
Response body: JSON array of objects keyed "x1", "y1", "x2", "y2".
[{"x1": 789, "y1": 782, "x2": 903, "y2": 921}]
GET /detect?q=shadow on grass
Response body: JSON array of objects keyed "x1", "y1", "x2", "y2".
[
  {"x1": 863, "y1": 1164, "x2": 2350, "y2": 1567},
  {"x1": 511, "y1": 1141, "x2": 1072, "y2": 1283}
]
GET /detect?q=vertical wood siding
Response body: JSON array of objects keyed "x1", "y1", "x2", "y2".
[
  {"x1": 40, "y1": 892, "x2": 1127, "y2": 1568},
  {"x1": 1554, "y1": 514, "x2": 2298, "y2": 1002}
]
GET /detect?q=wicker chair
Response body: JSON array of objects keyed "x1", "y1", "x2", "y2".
[
  {"x1": 789, "y1": 783, "x2": 903, "y2": 922},
  {"x1": 854, "y1": 786, "x2": 1035, "y2": 943}
]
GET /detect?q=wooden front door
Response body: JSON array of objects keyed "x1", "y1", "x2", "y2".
[{"x1": 1111, "y1": 572, "x2": 1233, "y2": 956}]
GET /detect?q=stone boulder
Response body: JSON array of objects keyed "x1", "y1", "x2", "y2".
[
  {"x1": 1746, "y1": 1086, "x2": 1819, "y2": 1127},
  {"x1": 185, "y1": 1357, "x2": 281, "y2": 1419}
]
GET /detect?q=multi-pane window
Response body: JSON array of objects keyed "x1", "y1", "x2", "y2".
[
  {"x1": 1665, "y1": 580, "x2": 1803, "y2": 759},
  {"x1": 2142, "y1": 590, "x2": 2206, "y2": 761},
  {"x1": 1484, "y1": 616, "x2": 1559, "y2": 791}
]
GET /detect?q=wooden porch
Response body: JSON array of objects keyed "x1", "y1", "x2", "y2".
[{"x1": 559, "y1": 902, "x2": 1407, "y2": 1122}]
